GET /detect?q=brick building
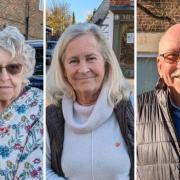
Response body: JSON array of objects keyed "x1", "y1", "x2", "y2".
[
  {"x1": 137, "y1": 0, "x2": 180, "y2": 94},
  {"x1": 0, "y1": 0, "x2": 43, "y2": 39},
  {"x1": 92, "y1": 0, "x2": 134, "y2": 79},
  {"x1": 137, "y1": 0, "x2": 180, "y2": 32}
]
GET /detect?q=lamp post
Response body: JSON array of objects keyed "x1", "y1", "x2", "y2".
[{"x1": 25, "y1": 0, "x2": 29, "y2": 40}]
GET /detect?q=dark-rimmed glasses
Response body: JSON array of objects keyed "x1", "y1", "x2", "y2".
[
  {"x1": 0, "y1": 64, "x2": 22, "y2": 75},
  {"x1": 159, "y1": 51, "x2": 180, "y2": 64}
]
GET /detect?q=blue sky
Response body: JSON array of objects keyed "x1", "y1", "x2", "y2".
[{"x1": 46, "y1": 0, "x2": 103, "y2": 22}]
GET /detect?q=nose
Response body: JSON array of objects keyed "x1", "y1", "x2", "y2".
[
  {"x1": 177, "y1": 57, "x2": 180, "y2": 67},
  {"x1": 0, "y1": 68, "x2": 10, "y2": 81},
  {"x1": 78, "y1": 60, "x2": 90, "y2": 73},
  {"x1": 177, "y1": 62, "x2": 180, "y2": 69}
]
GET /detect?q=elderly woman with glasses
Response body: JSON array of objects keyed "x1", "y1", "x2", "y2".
[
  {"x1": 46, "y1": 23, "x2": 134, "y2": 180},
  {"x1": 0, "y1": 26, "x2": 43, "y2": 179}
]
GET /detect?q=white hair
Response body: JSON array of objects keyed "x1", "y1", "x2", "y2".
[
  {"x1": 47, "y1": 23, "x2": 130, "y2": 106},
  {"x1": 0, "y1": 26, "x2": 35, "y2": 86}
]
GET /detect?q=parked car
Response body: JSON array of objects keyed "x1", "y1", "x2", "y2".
[
  {"x1": 26, "y1": 40, "x2": 43, "y2": 90},
  {"x1": 46, "y1": 40, "x2": 56, "y2": 65}
]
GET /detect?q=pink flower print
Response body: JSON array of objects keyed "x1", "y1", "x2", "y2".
[
  {"x1": 33, "y1": 158, "x2": 41, "y2": 164},
  {"x1": 31, "y1": 101, "x2": 37, "y2": 107},
  {"x1": 37, "y1": 166, "x2": 42, "y2": 172},
  {"x1": 13, "y1": 143, "x2": 22, "y2": 150},
  {"x1": 0, "y1": 126, "x2": 10, "y2": 134},
  {"x1": 30, "y1": 114, "x2": 36, "y2": 120},
  {"x1": 31, "y1": 169, "x2": 38, "y2": 178},
  {"x1": 20, "y1": 147, "x2": 24, "y2": 152},
  {"x1": 25, "y1": 125, "x2": 31, "y2": 132}
]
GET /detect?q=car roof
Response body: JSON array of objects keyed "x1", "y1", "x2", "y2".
[
  {"x1": 26, "y1": 40, "x2": 43, "y2": 48},
  {"x1": 47, "y1": 40, "x2": 56, "y2": 44}
]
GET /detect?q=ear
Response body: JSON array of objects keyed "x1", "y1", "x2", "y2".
[{"x1": 157, "y1": 56, "x2": 163, "y2": 78}]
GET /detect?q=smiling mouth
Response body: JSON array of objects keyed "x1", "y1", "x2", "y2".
[
  {"x1": 76, "y1": 77, "x2": 95, "y2": 80},
  {"x1": 0, "y1": 86, "x2": 13, "y2": 88}
]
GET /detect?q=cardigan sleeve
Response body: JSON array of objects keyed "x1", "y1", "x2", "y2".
[{"x1": 46, "y1": 131, "x2": 66, "y2": 180}]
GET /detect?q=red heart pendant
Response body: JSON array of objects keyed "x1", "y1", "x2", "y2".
[{"x1": 115, "y1": 142, "x2": 120, "y2": 147}]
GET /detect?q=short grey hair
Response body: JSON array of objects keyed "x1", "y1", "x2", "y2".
[
  {"x1": 47, "y1": 23, "x2": 130, "y2": 106},
  {"x1": 0, "y1": 26, "x2": 35, "y2": 86}
]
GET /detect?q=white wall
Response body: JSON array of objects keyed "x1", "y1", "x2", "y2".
[
  {"x1": 137, "y1": 53, "x2": 159, "y2": 95},
  {"x1": 100, "y1": 11, "x2": 114, "y2": 47}
]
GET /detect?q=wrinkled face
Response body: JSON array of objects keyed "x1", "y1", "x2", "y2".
[
  {"x1": 63, "y1": 34, "x2": 105, "y2": 99},
  {"x1": 0, "y1": 48, "x2": 24, "y2": 104},
  {"x1": 157, "y1": 39, "x2": 180, "y2": 97}
]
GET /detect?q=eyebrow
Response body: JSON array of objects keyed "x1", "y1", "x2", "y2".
[
  {"x1": 66, "y1": 53, "x2": 98, "y2": 60},
  {"x1": 166, "y1": 49, "x2": 180, "y2": 53},
  {"x1": 86, "y1": 53, "x2": 97, "y2": 57},
  {"x1": 0, "y1": 60, "x2": 20, "y2": 66}
]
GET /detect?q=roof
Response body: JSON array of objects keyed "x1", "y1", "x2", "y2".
[
  {"x1": 92, "y1": 0, "x2": 134, "y2": 24},
  {"x1": 93, "y1": 0, "x2": 110, "y2": 24}
]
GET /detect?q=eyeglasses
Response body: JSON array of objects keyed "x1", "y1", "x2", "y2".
[
  {"x1": 159, "y1": 51, "x2": 180, "y2": 64},
  {"x1": 0, "y1": 64, "x2": 22, "y2": 75}
]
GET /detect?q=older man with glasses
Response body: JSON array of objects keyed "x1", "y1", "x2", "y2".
[{"x1": 137, "y1": 24, "x2": 180, "y2": 180}]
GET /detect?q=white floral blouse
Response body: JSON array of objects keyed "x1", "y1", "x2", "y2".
[{"x1": 0, "y1": 87, "x2": 43, "y2": 180}]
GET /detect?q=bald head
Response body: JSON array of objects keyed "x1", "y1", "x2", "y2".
[{"x1": 159, "y1": 23, "x2": 180, "y2": 54}]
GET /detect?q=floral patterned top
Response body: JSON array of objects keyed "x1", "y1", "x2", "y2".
[{"x1": 0, "y1": 87, "x2": 43, "y2": 180}]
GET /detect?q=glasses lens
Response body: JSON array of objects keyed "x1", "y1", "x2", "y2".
[
  {"x1": 6, "y1": 64, "x2": 22, "y2": 75},
  {"x1": 164, "y1": 52, "x2": 179, "y2": 63}
]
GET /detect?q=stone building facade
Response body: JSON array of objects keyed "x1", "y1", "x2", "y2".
[{"x1": 0, "y1": 0, "x2": 43, "y2": 39}]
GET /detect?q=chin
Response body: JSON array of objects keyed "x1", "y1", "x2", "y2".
[
  {"x1": 175, "y1": 89, "x2": 180, "y2": 95},
  {"x1": 79, "y1": 87, "x2": 97, "y2": 94},
  {"x1": 169, "y1": 86, "x2": 180, "y2": 97},
  {"x1": 0, "y1": 96, "x2": 13, "y2": 102},
  {"x1": 173, "y1": 82, "x2": 180, "y2": 95}
]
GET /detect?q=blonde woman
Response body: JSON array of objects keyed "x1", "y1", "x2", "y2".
[{"x1": 46, "y1": 23, "x2": 134, "y2": 180}]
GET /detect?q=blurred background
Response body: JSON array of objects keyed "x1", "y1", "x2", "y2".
[{"x1": 46, "y1": 0, "x2": 134, "y2": 91}]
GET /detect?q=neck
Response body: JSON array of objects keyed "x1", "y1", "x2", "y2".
[
  {"x1": 169, "y1": 90, "x2": 180, "y2": 107},
  {"x1": 0, "y1": 100, "x2": 11, "y2": 113},
  {"x1": 76, "y1": 91, "x2": 100, "y2": 106}
]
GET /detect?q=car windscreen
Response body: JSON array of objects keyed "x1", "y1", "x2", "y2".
[{"x1": 34, "y1": 47, "x2": 43, "y2": 75}]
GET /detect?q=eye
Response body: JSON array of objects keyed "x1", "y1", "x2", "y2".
[
  {"x1": 167, "y1": 53, "x2": 177, "y2": 60},
  {"x1": 6, "y1": 64, "x2": 22, "y2": 74},
  {"x1": 87, "y1": 56, "x2": 97, "y2": 62},
  {"x1": 69, "y1": 59, "x2": 78, "y2": 64}
]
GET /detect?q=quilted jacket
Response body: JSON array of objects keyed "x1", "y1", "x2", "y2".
[{"x1": 137, "y1": 87, "x2": 180, "y2": 180}]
